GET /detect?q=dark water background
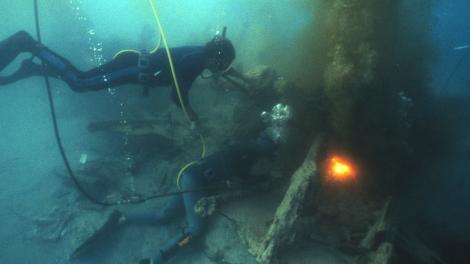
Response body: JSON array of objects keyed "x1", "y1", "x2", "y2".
[{"x1": 432, "y1": 0, "x2": 470, "y2": 96}]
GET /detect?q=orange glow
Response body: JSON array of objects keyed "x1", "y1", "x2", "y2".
[{"x1": 326, "y1": 156, "x2": 357, "y2": 183}]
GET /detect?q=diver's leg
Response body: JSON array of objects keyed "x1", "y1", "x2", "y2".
[
  {"x1": 67, "y1": 51, "x2": 140, "y2": 91},
  {"x1": 0, "y1": 59, "x2": 58, "y2": 86},
  {"x1": 36, "y1": 48, "x2": 140, "y2": 92},
  {"x1": 125, "y1": 195, "x2": 183, "y2": 226},
  {"x1": 152, "y1": 172, "x2": 206, "y2": 264},
  {"x1": 0, "y1": 31, "x2": 140, "y2": 91},
  {"x1": 0, "y1": 31, "x2": 37, "y2": 72},
  {"x1": 75, "y1": 194, "x2": 184, "y2": 258},
  {"x1": 31, "y1": 43, "x2": 100, "y2": 92},
  {"x1": 181, "y1": 173, "x2": 205, "y2": 239},
  {"x1": 8, "y1": 31, "x2": 140, "y2": 92},
  {"x1": 0, "y1": 31, "x2": 93, "y2": 90}
]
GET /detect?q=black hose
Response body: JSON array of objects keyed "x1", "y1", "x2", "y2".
[{"x1": 34, "y1": 0, "x2": 116, "y2": 206}]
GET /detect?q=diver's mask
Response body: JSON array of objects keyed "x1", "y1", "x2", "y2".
[{"x1": 261, "y1": 103, "x2": 291, "y2": 143}]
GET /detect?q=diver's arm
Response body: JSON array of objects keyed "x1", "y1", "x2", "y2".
[
  {"x1": 221, "y1": 67, "x2": 258, "y2": 94},
  {"x1": 224, "y1": 67, "x2": 255, "y2": 85}
]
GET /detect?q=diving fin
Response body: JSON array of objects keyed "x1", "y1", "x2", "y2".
[
  {"x1": 0, "y1": 59, "x2": 56, "y2": 86},
  {"x1": 70, "y1": 210, "x2": 124, "y2": 259},
  {"x1": 0, "y1": 31, "x2": 37, "y2": 73}
]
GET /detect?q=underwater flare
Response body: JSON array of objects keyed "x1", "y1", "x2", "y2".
[{"x1": 326, "y1": 155, "x2": 357, "y2": 183}]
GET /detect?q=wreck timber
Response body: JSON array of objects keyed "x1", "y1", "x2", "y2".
[{"x1": 254, "y1": 138, "x2": 322, "y2": 264}]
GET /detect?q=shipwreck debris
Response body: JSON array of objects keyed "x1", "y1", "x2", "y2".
[{"x1": 254, "y1": 138, "x2": 323, "y2": 264}]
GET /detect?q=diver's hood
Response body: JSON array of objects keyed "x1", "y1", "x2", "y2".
[{"x1": 206, "y1": 27, "x2": 235, "y2": 72}]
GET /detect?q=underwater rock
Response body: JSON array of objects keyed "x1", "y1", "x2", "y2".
[
  {"x1": 244, "y1": 66, "x2": 282, "y2": 109},
  {"x1": 73, "y1": 158, "x2": 136, "y2": 202},
  {"x1": 223, "y1": 65, "x2": 282, "y2": 109},
  {"x1": 30, "y1": 205, "x2": 74, "y2": 242},
  {"x1": 245, "y1": 65, "x2": 278, "y2": 92},
  {"x1": 203, "y1": 214, "x2": 258, "y2": 264},
  {"x1": 67, "y1": 211, "x2": 109, "y2": 258},
  {"x1": 221, "y1": 65, "x2": 278, "y2": 95},
  {"x1": 202, "y1": 191, "x2": 281, "y2": 264}
]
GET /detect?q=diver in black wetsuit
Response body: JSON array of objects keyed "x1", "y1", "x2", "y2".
[
  {"x1": 69, "y1": 127, "x2": 282, "y2": 264},
  {"x1": 121, "y1": 132, "x2": 278, "y2": 264},
  {"x1": 0, "y1": 29, "x2": 242, "y2": 122},
  {"x1": 74, "y1": 131, "x2": 280, "y2": 264}
]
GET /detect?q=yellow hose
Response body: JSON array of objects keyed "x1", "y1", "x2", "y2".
[
  {"x1": 112, "y1": 49, "x2": 140, "y2": 59},
  {"x1": 176, "y1": 161, "x2": 197, "y2": 189},
  {"x1": 198, "y1": 132, "x2": 206, "y2": 158},
  {"x1": 150, "y1": 34, "x2": 162, "y2": 53},
  {"x1": 147, "y1": 0, "x2": 191, "y2": 123},
  {"x1": 146, "y1": 0, "x2": 207, "y2": 189},
  {"x1": 112, "y1": 35, "x2": 161, "y2": 59}
]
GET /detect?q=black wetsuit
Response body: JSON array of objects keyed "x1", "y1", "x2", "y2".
[
  {"x1": 126, "y1": 134, "x2": 277, "y2": 264},
  {"x1": 0, "y1": 31, "x2": 206, "y2": 109}
]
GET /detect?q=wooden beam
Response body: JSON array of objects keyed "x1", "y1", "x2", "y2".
[{"x1": 254, "y1": 138, "x2": 322, "y2": 263}]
